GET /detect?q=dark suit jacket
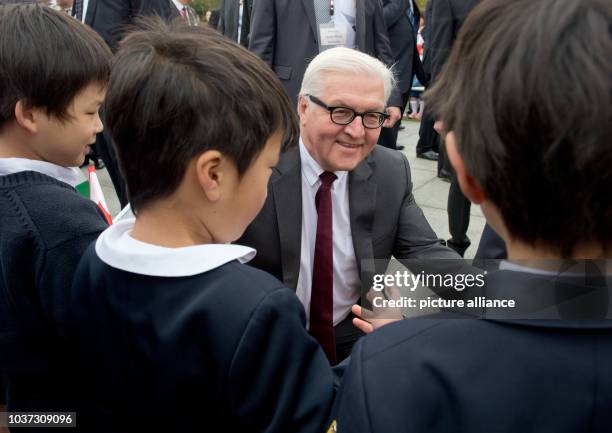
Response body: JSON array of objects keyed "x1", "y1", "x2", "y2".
[
  {"x1": 248, "y1": 0, "x2": 401, "y2": 107},
  {"x1": 83, "y1": 0, "x2": 179, "y2": 51},
  {"x1": 218, "y1": 0, "x2": 252, "y2": 47},
  {"x1": 239, "y1": 145, "x2": 458, "y2": 293},
  {"x1": 382, "y1": 0, "x2": 425, "y2": 94},
  {"x1": 333, "y1": 270, "x2": 612, "y2": 432},
  {"x1": 421, "y1": 0, "x2": 434, "y2": 78},
  {"x1": 475, "y1": 223, "x2": 507, "y2": 260},
  {"x1": 430, "y1": 0, "x2": 480, "y2": 79}
]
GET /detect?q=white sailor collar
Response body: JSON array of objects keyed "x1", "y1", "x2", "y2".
[
  {"x1": 95, "y1": 217, "x2": 256, "y2": 277},
  {"x1": 0, "y1": 157, "x2": 85, "y2": 188}
]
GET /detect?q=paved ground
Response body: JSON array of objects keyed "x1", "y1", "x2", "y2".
[{"x1": 96, "y1": 118, "x2": 486, "y2": 258}]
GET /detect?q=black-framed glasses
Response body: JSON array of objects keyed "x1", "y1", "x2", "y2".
[{"x1": 306, "y1": 94, "x2": 389, "y2": 129}]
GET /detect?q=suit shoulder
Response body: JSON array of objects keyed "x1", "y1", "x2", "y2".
[
  {"x1": 368, "y1": 145, "x2": 410, "y2": 180},
  {"x1": 370, "y1": 145, "x2": 409, "y2": 166},
  {"x1": 358, "y1": 315, "x2": 493, "y2": 362}
]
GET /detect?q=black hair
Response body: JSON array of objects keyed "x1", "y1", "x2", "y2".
[
  {"x1": 427, "y1": 0, "x2": 612, "y2": 257},
  {"x1": 0, "y1": 4, "x2": 112, "y2": 129},
  {"x1": 105, "y1": 18, "x2": 298, "y2": 214}
]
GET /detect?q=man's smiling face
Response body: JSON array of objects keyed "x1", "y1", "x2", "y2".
[{"x1": 298, "y1": 72, "x2": 385, "y2": 172}]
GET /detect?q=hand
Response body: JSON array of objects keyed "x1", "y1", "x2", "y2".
[
  {"x1": 383, "y1": 106, "x2": 402, "y2": 128},
  {"x1": 351, "y1": 286, "x2": 404, "y2": 334},
  {"x1": 434, "y1": 120, "x2": 447, "y2": 138}
]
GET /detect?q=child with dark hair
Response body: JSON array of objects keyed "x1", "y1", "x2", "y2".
[
  {"x1": 68, "y1": 20, "x2": 336, "y2": 433},
  {"x1": 331, "y1": 0, "x2": 612, "y2": 431},
  {"x1": 0, "y1": 3, "x2": 112, "y2": 418}
]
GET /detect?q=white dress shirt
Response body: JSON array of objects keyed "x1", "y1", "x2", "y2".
[
  {"x1": 237, "y1": 1, "x2": 244, "y2": 43},
  {"x1": 79, "y1": 0, "x2": 90, "y2": 23},
  {"x1": 296, "y1": 140, "x2": 361, "y2": 327},
  {"x1": 172, "y1": 0, "x2": 184, "y2": 12},
  {"x1": 334, "y1": 0, "x2": 356, "y2": 49}
]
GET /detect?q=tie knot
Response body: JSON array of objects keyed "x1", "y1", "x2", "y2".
[{"x1": 319, "y1": 171, "x2": 337, "y2": 187}]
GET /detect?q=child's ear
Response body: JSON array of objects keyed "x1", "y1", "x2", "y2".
[
  {"x1": 446, "y1": 132, "x2": 486, "y2": 205},
  {"x1": 14, "y1": 100, "x2": 39, "y2": 134},
  {"x1": 195, "y1": 150, "x2": 224, "y2": 202}
]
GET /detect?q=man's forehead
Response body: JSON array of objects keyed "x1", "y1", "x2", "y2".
[{"x1": 319, "y1": 72, "x2": 386, "y2": 108}]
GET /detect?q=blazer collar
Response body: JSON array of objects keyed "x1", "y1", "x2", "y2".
[
  {"x1": 84, "y1": 0, "x2": 97, "y2": 25},
  {"x1": 301, "y1": 0, "x2": 318, "y2": 40},
  {"x1": 355, "y1": 0, "x2": 366, "y2": 51},
  {"x1": 271, "y1": 147, "x2": 303, "y2": 289},
  {"x1": 272, "y1": 146, "x2": 378, "y2": 289},
  {"x1": 482, "y1": 268, "x2": 612, "y2": 325}
]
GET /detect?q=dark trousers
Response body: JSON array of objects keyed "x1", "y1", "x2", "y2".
[
  {"x1": 0, "y1": 373, "x2": 5, "y2": 405},
  {"x1": 96, "y1": 125, "x2": 128, "y2": 208},
  {"x1": 438, "y1": 133, "x2": 452, "y2": 176},
  {"x1": 448, "y1": 168, "x2": 471, "y2": 245},
  {"x1": 378, "y1": 91, "x2": 411, "y2": 150},
  {"x1": 334, "y1": 312, "x2": 364, "y2": 363},
  {"x1": 416, "y1": 107, "x2": 439, "y2": 154}
]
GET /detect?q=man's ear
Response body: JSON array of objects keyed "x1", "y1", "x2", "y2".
[
  {"x1": 445, "y1": 132, "x2": 486, "y2": 205},
  {"x1": 297, "y1": 94, "x2": 309, "y2": 126},
  {"x1": 195, "y1": 150, "x2": 224, "y2": 202},
  {"x1": 14, "y1": 100, "x2": 39, "y2": 134}
]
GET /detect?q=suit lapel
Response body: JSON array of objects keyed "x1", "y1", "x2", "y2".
[
  {"x1": 301, "y1": 0, "x2": 318, "y2": 40},
  {"x1": 348, "y1": 155, "x2": 376, "y2": 275},
  {"x1": 84, "y1": 0, "x2": 97, "y2": 26},
  {"x1": 355, "y1": 0, "x2": 366, "y2": 51},
  {"x1": 231, "y1": 0, "x2": 239, "y2": 34},
  {"x1": 272, "y1": 149, "x2": 303, "y2": 290}
]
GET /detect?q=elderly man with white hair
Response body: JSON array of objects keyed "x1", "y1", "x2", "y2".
[{"x1": 239, "y1": 47, "x2": 458, "y2": 365}]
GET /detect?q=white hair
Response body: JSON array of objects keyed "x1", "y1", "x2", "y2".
[{"x1": 299, "y1": 47, "x2": 396, "y2": 105}]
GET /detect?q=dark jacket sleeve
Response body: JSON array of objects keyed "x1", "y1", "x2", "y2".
[
  {"x1": 133, "y1": 0, "x2": 179, "y2": 20},
  {"x1": 393, "y1": 154, "x2": 460, "y2": 260},
  {"x1": 228, "y1": 287, "x2": 335, "y2": 433},
  {"x1": 248, "y1": 0, "x2": 276, "y2": 67},
  {"x1": 329, "y1": 340, "x2": 372, "y2": 433},
  {"x1": 217, "y1": 0, "x2": 226, "y2": 33},
  {"x1": 382, "y1": 0, "x2": 409, "y2": 28},
  {"x1": 373, "y1": 0, "x2": 403, "y2": 107},
  {"x1": 430, "y1": 0, "x2": 454, "y2": 79}
]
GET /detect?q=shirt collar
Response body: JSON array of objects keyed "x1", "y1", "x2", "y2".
[
  {"x1": 499, "y1": 260, "x2": 588, "y2": 277},
  {"x1": 298, "y1": 138, "x2": 347, "y2": 187},
  {"x1": 172, "y1": 0, "x2": 185, "y2": 11},
  {"x1": 95, "y1": 217, "x2": 256, "y2": 277},
  {"x1": 0, "y1": 157, "x2": 85, "y2": 188}
]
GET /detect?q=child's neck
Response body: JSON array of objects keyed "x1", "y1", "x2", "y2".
[
  {"x1": 506, "y1": 240, "x2": 610, "y2": 267},
  {"x1": 131, "y1": 202, "x2": 214, "y2": 248},
  {"x1": 0, "y1": 130, "x2": 41, "y2": 160}
]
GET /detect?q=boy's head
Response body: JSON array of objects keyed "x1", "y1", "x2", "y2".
[
  {"x1": 428, "y1": 0, "x2": 612, "y2": 258},
  {"x1": 105, "y1": 19, "x2": 298, "y2": 242},
  {"x1": 0, "y1": 4, "x2": 112, "y2": 166}
]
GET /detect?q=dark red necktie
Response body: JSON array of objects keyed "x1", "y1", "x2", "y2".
[{"x1": 310, "y1": 171, "x2": 337, "y2": 364}]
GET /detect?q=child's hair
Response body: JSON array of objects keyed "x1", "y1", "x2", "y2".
[
  {"x1": 427, "y1": 0, "x2": 612, "y2": 257},
  {"x1": 105, "y1": 18, "x2": 299, "y2": 214},
  {"x1": 0, "y1": 4, "x2": 112, "y2": 130}
]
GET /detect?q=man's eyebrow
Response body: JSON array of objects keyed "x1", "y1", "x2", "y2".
[{"x1": 328, "y1": 100, "x2": 385, "y2": 111}]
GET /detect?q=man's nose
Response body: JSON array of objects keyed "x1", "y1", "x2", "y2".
[{"x1": 344, "y1": 115, "x2": 366, "y2": 137}]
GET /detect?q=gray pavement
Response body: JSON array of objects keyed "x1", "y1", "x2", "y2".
[{"x1": 95, "y1": 118, "x2": 485, "y2": 258}]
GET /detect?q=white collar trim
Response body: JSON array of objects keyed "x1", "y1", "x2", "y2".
[
  {"x1": 0, "y1": 158, "x2": 85, "y2": 187},
  {"x1": 95, "y1": 217, "x2": 256, "y2": 277}
]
